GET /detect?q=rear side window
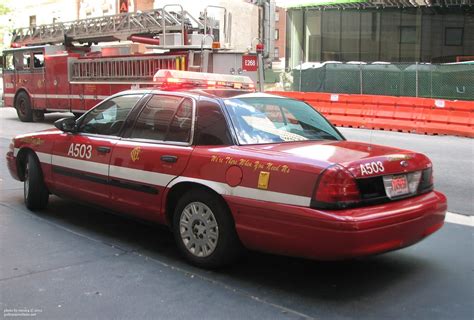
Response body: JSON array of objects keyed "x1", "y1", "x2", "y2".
[
  {"x1": 130, "y1": 95, "x2": 193, "y2": 143},
  {"x1": 33, "y1": 52, "x2": 44, "y2": 68},
  {"x1": 195, "y1": 100, "x2": 232, "y2": 146}
]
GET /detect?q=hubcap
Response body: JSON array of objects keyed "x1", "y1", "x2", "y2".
[
  {"x1": 19, "y1": 99, "x2": 26, "y2": 116},
  {"x1": 179, "y1": 202, "x2": 219, "y2": 258},
  {"x1": 24, "y1": 162, "x2": 30, "y2": 200}
]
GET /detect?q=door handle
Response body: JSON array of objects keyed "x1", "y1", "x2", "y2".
[
  {"x1": 97, "y1": 146, "x2": 111, "y2": 153},
  {"x1": 161, "y1": 155, "x2": 178, "y2": 163}
]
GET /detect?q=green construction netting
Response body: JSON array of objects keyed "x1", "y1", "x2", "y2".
[{"x1": 291, "y1": 63, "x2": 474, "y2": 100}]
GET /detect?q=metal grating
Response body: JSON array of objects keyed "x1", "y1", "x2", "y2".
[{"x1": 291, "y1": 0, "x2": 474, "y2": 9}]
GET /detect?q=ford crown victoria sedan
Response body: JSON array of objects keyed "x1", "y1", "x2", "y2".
[{"x1": 6, "y1": 70, "x2": 447, "y2": 268}]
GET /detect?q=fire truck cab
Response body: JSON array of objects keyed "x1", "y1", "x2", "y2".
[{"x1": 3, "y1": 45, "x2": 72, "y2": 121}]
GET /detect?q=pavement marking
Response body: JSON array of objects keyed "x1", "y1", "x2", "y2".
[{"x1": 445, "y1": 211, "x2": 474, "y2": 227}]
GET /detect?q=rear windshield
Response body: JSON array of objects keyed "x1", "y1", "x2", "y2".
[{"x1": 223, "y1": 97, "x2": 343, "y2": 145}]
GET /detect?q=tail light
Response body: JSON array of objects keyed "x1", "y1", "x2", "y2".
[
  {"x1": 418, "y1": 167, "x2": 434, "y2": 193},
  {"x1": 312, "y1": 165, "x2": 360, "y2": 209}
]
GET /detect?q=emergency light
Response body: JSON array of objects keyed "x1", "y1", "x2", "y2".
[{"x1": 153, "y1": 69, "x2": 255, "y2": 91}]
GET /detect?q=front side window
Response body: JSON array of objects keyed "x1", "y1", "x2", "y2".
[
  {"x1": 130, "y1": 95, "x2": 193, "y2": 143},
  {"x1": 78, "y1": 94, "x2": 142, "y2": 135},
  {"x1": 224, "y1": 97, "x2": 343, "y2": 145},
  {"x1": 22, "y1": 52, "x2": 31, "y2": 69},
  {"x1": 3, "y1": 54, "x2": 14, "y2": 71}
]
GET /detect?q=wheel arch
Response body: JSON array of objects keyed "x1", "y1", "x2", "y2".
[
  {"x1": 14, "y1": 88, "x2": 31, "y2": 107},
  {"x1": 165, "y1": 181, "x2": 233, "y2": 228}
]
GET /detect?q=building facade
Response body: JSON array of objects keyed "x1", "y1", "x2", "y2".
[{"x1": 283, "y1": 0, "x2": 474, "y2": 68}]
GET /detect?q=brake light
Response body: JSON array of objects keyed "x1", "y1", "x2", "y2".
[
  {"x1": 418, "y1": 167, "x2": 434, "y2": 193},
  {"x1": 312, "y1": 165, "x2": 360, "y2": 209}
]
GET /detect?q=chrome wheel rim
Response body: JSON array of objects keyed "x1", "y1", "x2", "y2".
[
  {"x1": 24, "y1": 161, "x2": 30, "y2": 200},
  {"x1": 179, "y1": 202, "x2": 219, "y2": 258}
]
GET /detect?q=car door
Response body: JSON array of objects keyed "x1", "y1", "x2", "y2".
[
  {"x1": 50, "y1": 94, "x2": 144, "y2": 206},
  {"x1": 107, "y1": 94, "x2": 195, "y2": 221}
]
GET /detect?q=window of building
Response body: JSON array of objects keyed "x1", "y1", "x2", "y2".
[
  {"x1": 275, "y1": 11, "x2": 280, "y2": 22},
  {"x1": 130, "y1": 95, "x2": 193, "y2": 143},
  {"x1": 275, "y1": 29, "x2": 279, "y2": 41},
  {"x1": 445, "y1": 27, "x2": 463, "y2": 46},
  {"x1": 29, "y1": 15, "x2": 36, "y2": 27},
  {"x1": 274, "y1": 47, "x2": 280, "y2": 59},
  {"x1": 400, "y1": 26, "x2": 416, "y2": 44}
]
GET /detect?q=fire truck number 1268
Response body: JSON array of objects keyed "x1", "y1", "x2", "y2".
[{"x1": 68, "y1": 143, "x2": 92, "y2": 159}]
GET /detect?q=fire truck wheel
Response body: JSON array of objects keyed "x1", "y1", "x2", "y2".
[
  {"x1": 24, "y1": 153, "x2": 49, "y2": 210},
  {"x1": 33, "y1": 110, "x2": 45, "y2": 122},
  {"x1": 173, "y1": 189, "x2": 243, "y2": 269},
  {"x1": 15, "y1": 91, "x2": 34, "y2": 122}
]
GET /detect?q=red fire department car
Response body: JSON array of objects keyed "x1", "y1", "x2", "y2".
[{"x1": 6, "y1": 70, "x2": 447, "y2": 268}]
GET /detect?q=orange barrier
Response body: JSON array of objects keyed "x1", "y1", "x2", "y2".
[{"x1": 272, "y1": 91, "x2": 474, "y2": 138}]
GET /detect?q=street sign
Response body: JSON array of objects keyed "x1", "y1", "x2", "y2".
[{"x1": 119, "y1": 0, "x2": 129, "y2": 13}]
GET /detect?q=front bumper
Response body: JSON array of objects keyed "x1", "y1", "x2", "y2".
[
  {"x1": 6, "y1": 150, "x2": 20, "y2": 181},
  {"x1": 226, "y1": 191, "x2": 447, "y2": 260}
]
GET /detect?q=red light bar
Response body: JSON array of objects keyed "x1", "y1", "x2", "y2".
[{"x1": 153, "y1": 69, "x2": 255, "y2": 91}]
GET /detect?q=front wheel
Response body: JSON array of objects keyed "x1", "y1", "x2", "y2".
[
  {"x1": 24, "y1": 153, "x2": 49, "y2": 210},
  {"x1": 173, "y1": 189, "x2": 243, "y2": 268},
  {"x1": 15, "y1": 91, "x2": 33, "y2": 122}
]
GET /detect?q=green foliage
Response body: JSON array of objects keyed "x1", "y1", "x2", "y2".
[{"x1": 0, "y1": 1, "x2": 11, "y2": 16}]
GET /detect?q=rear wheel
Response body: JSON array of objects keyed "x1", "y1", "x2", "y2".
[
  {"x1": 33, "y1": 110, "x2": 45, "y2": 122},
  {"x1": 24, "y1": 153, "x2": 49, "y2": 210},
  {"x1": 172, "y1": 189, "x2": 242, "y2": 268},
  {"x1": 15, "y1": 92, "x2": 33, "y2": 122}
]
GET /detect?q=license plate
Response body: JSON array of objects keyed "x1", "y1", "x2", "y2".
[{"x1": 383, "y1": 174, "x2": 409, "y2": 198}]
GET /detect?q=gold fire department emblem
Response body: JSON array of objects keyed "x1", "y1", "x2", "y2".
[{"x1": 130, "y1": 147, "x2": 141, "y2": 162}]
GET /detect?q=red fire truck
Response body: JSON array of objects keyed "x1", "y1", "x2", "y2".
[{"x1": 1, "y1": 5, "x2": 260, "y2": 122}]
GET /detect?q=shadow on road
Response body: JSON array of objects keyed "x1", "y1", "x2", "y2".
[{"x1": 14, "y1": 194, "x2": 431, "y2": 306}]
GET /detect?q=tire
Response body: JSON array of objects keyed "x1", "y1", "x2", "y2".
[
  {"x1": 15, "y1": 91, "x2": 33, "y2": 122},
  {"x1": 33, "y1": 110, "x2": 45, "y2": 122},
  {"x1": 24, "y1": 153, "x2": 49, "y2": 210},
  {"x1": 172, "y1": 189, "x2": 243, "y2": 268}
]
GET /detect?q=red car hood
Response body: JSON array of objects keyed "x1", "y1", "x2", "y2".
[{"x1": 240, "y1": 140, "x2": 431, "y2": 178}]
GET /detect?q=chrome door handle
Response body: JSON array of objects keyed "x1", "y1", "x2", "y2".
[
  {"x1": 161, "y1": 155, "x2": 178, "y2": 163},
  {"x1": 97, "y1": 146, "x2": 111, "y2": 153}
]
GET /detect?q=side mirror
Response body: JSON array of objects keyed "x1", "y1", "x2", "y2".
[{"x1": 54, "y1": 117, "x2": 77, "y2": 133}]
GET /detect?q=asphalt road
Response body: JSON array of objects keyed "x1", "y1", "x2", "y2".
[{"x1": 1, "y1": 108, "x2": 473, "y2": 319}]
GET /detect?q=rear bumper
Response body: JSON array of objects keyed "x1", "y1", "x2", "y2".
[{"x1": 226, "y1": 191, "x2": 447, "y2": 260}]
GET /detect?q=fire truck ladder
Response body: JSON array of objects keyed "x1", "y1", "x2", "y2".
[
  {"x1": 70, "y1": 54, "x2": 187, "y2": 83},
  {"x1": 11, "y1": 5, "x2": 207, "y2": 47}
]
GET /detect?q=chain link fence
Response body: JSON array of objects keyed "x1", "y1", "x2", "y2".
[{"x1": 281, "y1": 62, "x2": 474, "y2": 101}]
